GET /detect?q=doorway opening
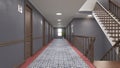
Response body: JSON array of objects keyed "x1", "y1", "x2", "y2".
[{"x1": 24, "y1": 5, "x2": 33, "y2": 59}]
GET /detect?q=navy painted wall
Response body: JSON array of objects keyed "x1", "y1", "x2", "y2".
[
  {"x1": 0, "y1": 0, "x2": 24, "y2": 68},
  {"x1": 0, "y1": 43, "x2": 24, "y2": 68},
  {"x1": 70, "y1": 18, "x2": 112, "y2": 60},
  {"x1": 98, "y1": 0, "x2": 109, "y2": 10},
  {"x1": 54, "y1": 28, "x2": 58, "y2": 38},
  {"x1": 45, "y1": 21, "x2": 49, "y2": 45},
  {"x1": 0, "y1": 0, "x2": 54, "y2": 67},
  {"x1": 32, "y1": 9, "x2": 43, "y2": 54},
  {"x1": 66, "y1": 25, "x2": 71, "y2": 41},
  {"x1": 115, "y1": 0, "x2": 120, "y2": 3}
]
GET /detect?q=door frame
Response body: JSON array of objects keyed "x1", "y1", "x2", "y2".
[{"x1": 24, "y1": 4, "x2": 33, "y2": 60}]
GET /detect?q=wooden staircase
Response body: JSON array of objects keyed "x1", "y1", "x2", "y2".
[{"x1": 93, "y1": 1, "x2": 120, "y2": 61}]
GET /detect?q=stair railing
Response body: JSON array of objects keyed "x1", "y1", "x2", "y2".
[
  {"x1": 94, "y1": 1, "x2": 120, "y2": 42},
  {"x1": 71, "y1": 35, "x2": 95, "y2": 62},
  {"x1": 94, "y1": 1, "x2": 120, "y2": 61},
  {"x1": 101, "y1": 40, "x2": 120, "y2": 61},
  {"x1": 109, "y1": 0, "x2": 120, "y2": 20}
]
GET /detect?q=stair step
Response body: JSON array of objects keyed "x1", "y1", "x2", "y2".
[
  {"x1": 100, "y1": 19, "x2": 114, "y2": 20},
  {"x1": 98, "y1": 17, "x2": 112, "y2": 19},
  {"x1": 100, "y1": 20, "x2": 114, "y2": 22},
  {"x1": 112, "y1": 40, "x2": 119, "y2": 42},
  {"x1": 102, "y1": 23, "x2": 118, "y2": 24},
  {"x1": 104, "y1": 25, "x2": 119, "y2": 26},
  {"x1": 110, "y1": 36, "x2": 120, "y2": 38},
  {"x1": 99, "y1": 18, "x2": 113, "y2": 19},
  {"x1": 105, "y1": 28, "x2": 120, "y2": 30},
  {"x1": 107, "y1": 32, "x2": 120, "y2": 34},
  {"x1": 105, "y1": 26, "x2": 120, "y2": 28}
]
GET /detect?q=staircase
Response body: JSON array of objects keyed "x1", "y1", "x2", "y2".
[{"x1": 93, "y1": 1, "x2": 120, "y2": 60}]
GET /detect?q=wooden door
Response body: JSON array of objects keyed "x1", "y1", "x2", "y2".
[{"x1": 24, "y1": 5, "x2": 32, "y2": 59}]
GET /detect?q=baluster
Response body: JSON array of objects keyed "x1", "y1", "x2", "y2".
[
  {"x1": 108, "y1": 17, "x2": 110, "y2": 29},
  {"x1": 110, "y1": 49, "x2": 112, "y2": 61},
  {"x1": 113, "y1": 48, "x2": 115, "y2": 60},
  {"x1": 116, "y1": 46, "x2": 118, "y2": 61},
  {"x1": 108, "y1": 51, "x2": 109, "y2": 60},
  {"x1": 118, "y1": 45, "x2": 120, "y2": 60},
  {"x1": 118, "y1": 24, "x2": 120, "y2": 40}
]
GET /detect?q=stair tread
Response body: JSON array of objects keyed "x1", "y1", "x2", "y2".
[
  {"x1": 105, "y1": 28, "x2": 120, "y2": 30},
  {"x1": 100, "y1": 20, "x2": 115, "y2": 22},
  {"x1": 98, "y1": 17, "x2": 111, "y2": 18},
  {"x1": 111, "y1": 39, "x2": 119, "y2": 42},
  {"x1": 110, "y1": 36, "x2": 120, "y2": 38},
  {"x1": 102, "y1": 23, "x2": 118, "y2": 24},
  {"x1": 100, "y1": 19, "x2": 114, "y2": 20},
  {"x1": 104, "y1": 25, "x2": 119, "y2": 27},
  {"x1": 107, "y1": 32, "x2": 120, "y2": 34}
]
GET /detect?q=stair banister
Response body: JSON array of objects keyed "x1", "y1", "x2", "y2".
[{"x1": 96, "y1": 1, "x2": 120, "y2": 25}]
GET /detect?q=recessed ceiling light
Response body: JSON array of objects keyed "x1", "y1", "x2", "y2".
[
  {"x1": 88, "y1": 15, "x2": 92, "y2": 17},
  {"x1": 56, "y1": 13, "x2": 62, "y2": 15},
  {"x1": 57, "y1": 19, "x2": 62, "y2": 21}
]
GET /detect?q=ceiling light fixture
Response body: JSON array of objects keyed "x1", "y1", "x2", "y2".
[
  {"x1": 88, "y1": 15, "x2": 92, "y2": 17},
  {"x1": 56, "y1": 13, "x2": 62, "y2": 15},
  {"x1": 57, "y1": 19, "x2": 62, "y2": 21}
]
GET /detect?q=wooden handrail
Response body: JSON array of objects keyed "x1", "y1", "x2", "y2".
[{"x1": 72, "y1": 35, "x2": 95, "y2": 62}]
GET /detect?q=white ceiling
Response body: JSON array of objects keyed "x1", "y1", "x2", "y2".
[
  {"x1": 29, "y1": 0, "x2": 96, "y2": 27},
  {"x1": 79, "y1": 0, "x2": 97, "y2": 11}
]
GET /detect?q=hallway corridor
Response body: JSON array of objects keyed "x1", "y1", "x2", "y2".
[{"x1": 21, "y1": 39, "x2": 94, "y2": 68}]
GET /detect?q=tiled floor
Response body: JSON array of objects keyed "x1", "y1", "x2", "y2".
[{"x1": 28, "y1": 39, "x2": 90, "y2": 68}]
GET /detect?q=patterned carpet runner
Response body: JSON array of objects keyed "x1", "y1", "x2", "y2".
[{"x1": 27, "y1": 39, "x2": 93, "y2": 68}]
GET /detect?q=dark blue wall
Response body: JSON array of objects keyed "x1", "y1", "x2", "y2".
[
  {"x1": 115, "y1": 0, "x2": 120, "y2": 3},
  {"x1": 0, "y1": 0, "x2": 24, "y2": 68},
  {"x1": 32, "y1": 9, "x2": 43, "y2": 54},
  {"x1": 98, "y1": 0, "x2": 109, "y2": 10},
  {"x1": 70, "y1": 18, "x2": 112, "y2": 60},
  {"x1": 0, "y1": 0, "x2": 54, "y2": 68},
  {"x1": 45, "y1": 21, "x2": 49, "y2": 44}
]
